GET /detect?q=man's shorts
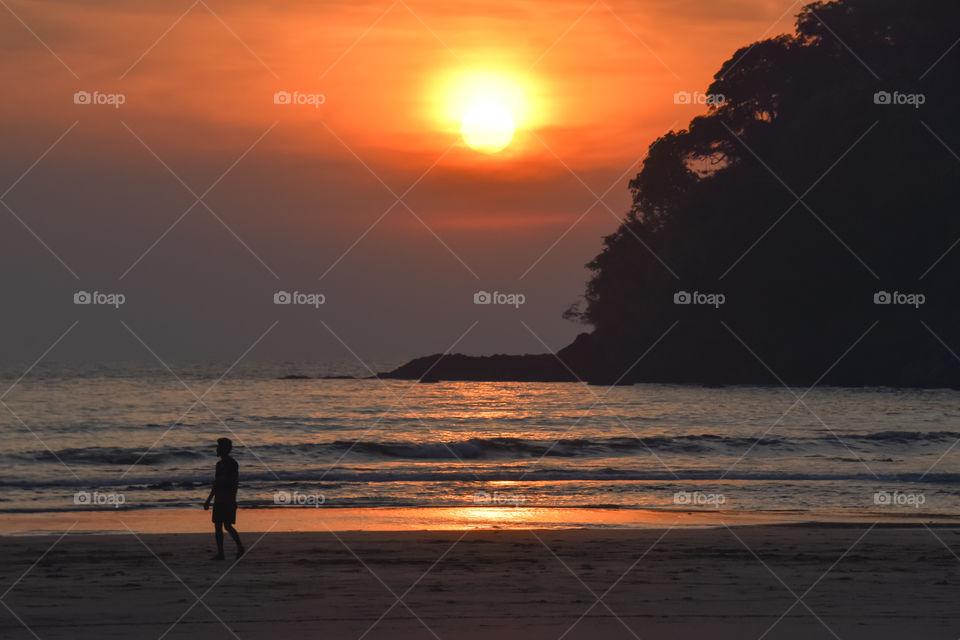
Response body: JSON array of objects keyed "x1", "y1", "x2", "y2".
[{"x1": 212, "y1": 502, "x2": 237, "y2": 524}]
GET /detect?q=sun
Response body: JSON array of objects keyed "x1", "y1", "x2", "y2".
[
  {"x1": 433, "y1": 70, "x2": 532, "y2": 155},
  {"x1": 461, "y1": 103, "x2": 515, "y2": 153}
]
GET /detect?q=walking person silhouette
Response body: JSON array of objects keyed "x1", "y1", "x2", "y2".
[{"x1": 204, "y1": 437, "x2": 245, "y2": 560}]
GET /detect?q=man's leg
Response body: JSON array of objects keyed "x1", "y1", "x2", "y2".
[
  {"x1": 224, "y1": 522, "x2": 244, "y2": 557},
  {"x1": 214, "y1": 521, "x2": 225, "y2": 559}
]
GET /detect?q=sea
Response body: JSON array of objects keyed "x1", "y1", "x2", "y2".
[{"x1": 1, "y1": 361, "x2": 958, "y2": 518}]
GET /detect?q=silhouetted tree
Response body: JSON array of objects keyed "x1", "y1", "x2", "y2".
[{"x1": 564, "y1": 0, "x2": 960, "y2": 386}]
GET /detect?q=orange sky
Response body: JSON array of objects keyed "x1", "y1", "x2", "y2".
[
  {"x1": 3, "y1": 0, "x2": 796, "y2": 180},
  {"x1": 0, "y1": 0, "x2": 799, "y2": 362}
]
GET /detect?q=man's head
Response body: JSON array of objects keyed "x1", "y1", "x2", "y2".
[{"x1": 216, "y1": 437, "x2": 233, "y2": 458}]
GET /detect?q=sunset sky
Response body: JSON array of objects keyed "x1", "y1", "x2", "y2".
[{"x1": 0, "y1": 0, "x2": 798, "y2": 368}]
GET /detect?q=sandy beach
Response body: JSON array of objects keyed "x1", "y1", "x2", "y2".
[{"x1": 3, "y1": 522, "x2": 959, "y2": 639}]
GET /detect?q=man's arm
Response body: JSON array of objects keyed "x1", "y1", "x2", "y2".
[{"x1": 205, "y1": 465, "x2": 218, "y2": 510}]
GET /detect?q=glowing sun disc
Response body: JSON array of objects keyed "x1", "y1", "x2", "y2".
[{"x1": 461, "y1": 103, "x2": 515, "y2": 153}]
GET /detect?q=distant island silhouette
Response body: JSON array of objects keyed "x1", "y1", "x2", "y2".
[{"x1": 381, "y1": 0, "x2": 960, "y2": 388}]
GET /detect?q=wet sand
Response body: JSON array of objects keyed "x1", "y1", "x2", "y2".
[
  {"x1": 1, "y1": 506, "x2": 952, "y2": 534},
  {"x1": 2, "y1": 523, "x2": 959, "y2": 639}
]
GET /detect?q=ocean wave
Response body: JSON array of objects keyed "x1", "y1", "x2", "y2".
[
  {"x1": 12, "y1": 446, "x2": 206, "y2": 466},
  {"x1": 853, "y1": 430, "x2": 960, "y2": 443},
  {"x1": 7, "y1": 430, "x2": 960, "y2": 466},
  {"x1": 3, "y1": 468, "x2": 960, "y2": 489}
]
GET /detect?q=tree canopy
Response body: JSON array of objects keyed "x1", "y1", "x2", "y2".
[{"x1": 563, "y1": 0, "x2": 960, "y2": 386}]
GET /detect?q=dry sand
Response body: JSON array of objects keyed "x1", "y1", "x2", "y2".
[{"x1": 2, "y1": 524, "x2": 959, "y2": 639}]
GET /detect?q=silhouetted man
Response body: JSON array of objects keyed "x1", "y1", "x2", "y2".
[{"x1": 204, "y1": 437, "x2": 244, "y2": 560}]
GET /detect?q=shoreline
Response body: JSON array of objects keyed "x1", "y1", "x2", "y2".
[{"x1": 3, "y1": 506, "x2": 957, "y2": 535}]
